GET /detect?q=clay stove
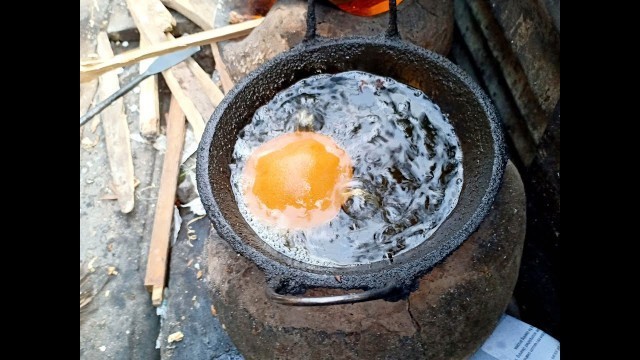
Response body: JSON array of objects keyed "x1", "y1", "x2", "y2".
[{"x1": 200, "y1": 1, "x2": 527, "y2": 359}]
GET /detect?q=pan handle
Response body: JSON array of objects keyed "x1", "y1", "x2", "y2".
[
  {"x1": 265, "y1": 282, "x2": 399, "y2": 306},
  {"x1": 303, "y1": 0, "x2": 400, "y2": 42}
]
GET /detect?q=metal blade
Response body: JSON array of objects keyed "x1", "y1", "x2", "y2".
[{"x1": 145, "y1": 46, "x2": 201, "y2": 75}]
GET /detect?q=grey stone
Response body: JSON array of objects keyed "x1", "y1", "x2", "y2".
[
  {"x1": 204, "y1": 161, "x2": 526, "y2": 360},
  {"x1": 218, "y1": 0, "x2": 454, "y2": 82},
  {"x1": 176, "y1": 174, "x2": 198, "y2": 205}
]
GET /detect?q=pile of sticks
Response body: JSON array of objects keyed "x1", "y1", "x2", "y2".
[{"x1": 79, "y1": 0, "x2": 263, "y2": 306}]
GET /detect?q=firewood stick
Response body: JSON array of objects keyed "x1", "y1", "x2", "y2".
[
  {"x1": 80, "y1": 18, "x2": 263, "y2": 82},
  {"x1": 185, "y1": 58, "x2": 224, "y2": 107},
  {"x1": 160, "y1": 0, "x2": 213, "y2": 30},
  {"x1": 161, "y1": 65, "x2": 206, "y2": 139},
  {"x1": 127, "y1": 0, "x2": 176, "y2": 33},
  {"x1": 138, "y1": 36, "x2": 161, "y2": 138},
  {"x1": 164, "y1": 33, "x2": 225, "y2": 107},
  {"x1": 126, "y1": 0, "x2": 205, "y2": 139},
  {"x1": 161, "y1": 0, "x2": 235, "y2": 92},
  {"x1": 95, "y1": 32, "x2": 135, "y2": 214},
  {"x1": 144, "y1": 96, "x2": 186, "y2": 306}
]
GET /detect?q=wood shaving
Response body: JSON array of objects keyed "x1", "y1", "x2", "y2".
[
  {"x1": 90, "y1": 117, "x2": 100, "y2": 133},
  {"x1": 87, "y1": 256, "x2": 98, "y2": 273},
  {"x1": 167, "y1": 331, "x2": 184, "y2": 343},
  {"x1": 81, "y1": 136, "x2": 100, "y2": 150},
  {"x1": 186, "y1": 215, "x2": 206, "y2": 246},
  {"x1": 100, "y1": 193, "x2": 118, "y2": 200},
  {"x1": 229, "y1": 11, "x2": 262, "y2": 24}
]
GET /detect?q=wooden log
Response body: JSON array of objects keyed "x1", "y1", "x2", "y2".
[
  {"x1": 144, "y1": 96, "x2": 187, "y2": 306},
  {"x1": 95, "y1": 32, "x2": 135, "y2": 213},
  {"x1": 138, "y1": 36, "x2": 160, "y2": 138},
  {"x1": 80, "y1": 19, "x2": 263, "y2": 82}
]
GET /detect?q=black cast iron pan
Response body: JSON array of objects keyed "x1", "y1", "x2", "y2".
[{"x1": 196, "y1": 0, "x2": 506, "y2": 305}]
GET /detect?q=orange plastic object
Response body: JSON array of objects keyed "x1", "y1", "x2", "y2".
[{"x1": 329, "y1": 0, "x2": 404, "y2": 16}]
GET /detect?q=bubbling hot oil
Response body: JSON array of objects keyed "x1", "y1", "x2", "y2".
[{"x1": 230, "y1": 71, "x2": 463, "y2": 267}]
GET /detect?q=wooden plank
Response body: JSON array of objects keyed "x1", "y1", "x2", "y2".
[
  {"x1": 80, "y1": 0, "x2": 102, "y2": 135},
  {"x1": 80, "y1": 79, "x2": 100, "y2": 141},
  {"x1": 108, "y1": 2, "x2": 195, "y2": 42},
  {"x1": 185, "y1": 58, "x2": 224, "y2": 107},
  {"x1": 157, "y1": 2, "x2": 233, "y2": 94},
  {"x1": 125, "y1": 0, "x2": 176, "y2": 34},
  {"x1": 168, "y1": 62, "x2": 215, "y2": 123},
  {"x1": 161, "y1": 0, "x2": 214, "y2": 30},
  {"x1": 165, "y1": 33, "x2": 224, "y2": 107},
  {"x1": 95, "y1": 32, "x2": 135, "y2": 213},
  {"x1": 125, "y1": 0, "x2": 176, "y2": 44},
  {"x1": 80, "y1": 80, "x2": 98, "y2": 117},
  {"x1": 126, "y1": 0, "x2": 206, "y2": 139},
  {"x1": 138, "y1": 36, "x2": 160, "y2": 138},
  {"x1": 161, "y1": 64, "x2": 206, "y2": 139},
  {"x1": 163, "y1": 0, "x2": 235, "y2": 93},
  {"x1": 80, "y1": 18, "x2": 264, "y2": 82},
  {"x1": 144, "y1": 95, "x2": 187, "y2": 306}
]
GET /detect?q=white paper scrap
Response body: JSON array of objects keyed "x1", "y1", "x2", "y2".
[{"x1": 471, "y1": 314, "x2": 560, "y2": 360}]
